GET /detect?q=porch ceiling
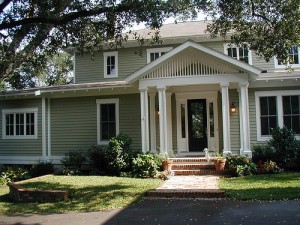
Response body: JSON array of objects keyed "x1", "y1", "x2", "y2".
[{"x1": 125, "y1": 40, "x2": 262, "y2": 84}]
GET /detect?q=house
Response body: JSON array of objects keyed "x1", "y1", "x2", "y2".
[{"x1": 0, "y1": 21, "x2": 299, "y2": 165}]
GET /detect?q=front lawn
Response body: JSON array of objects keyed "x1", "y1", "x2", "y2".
[
  {"x1": 220, "y1": 173, "x2": 300, "y2": 200},
  {"x1": 0, "y1": 175, "x2": 162, "y2": 215}
]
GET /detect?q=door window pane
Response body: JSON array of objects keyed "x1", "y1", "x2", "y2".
[
  {"x1": 181, "y1": 104, "x2": 186, "y2": 138},
  {"x1": 209, "y1": 102, "x2": 214, "y2": 137}
]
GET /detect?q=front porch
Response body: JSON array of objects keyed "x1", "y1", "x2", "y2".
[{"x1": 126, "y1": 41, "x2": 261, "y2": 157}]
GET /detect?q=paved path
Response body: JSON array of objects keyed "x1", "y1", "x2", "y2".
[
  {"x1": 157, "y1": 175, "x2": 220, "y2": 190},
  {"x1": 1, "y1": 199, "x2": 300, "y2": 225}
]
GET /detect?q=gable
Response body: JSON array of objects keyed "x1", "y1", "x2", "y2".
[{"x1": 125, "y1": 40, "x2": 262, "y2": 84}]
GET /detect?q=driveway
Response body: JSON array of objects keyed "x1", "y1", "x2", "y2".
[{"x1": 1, "y1": 198, "x2": 299, "y2": 225}]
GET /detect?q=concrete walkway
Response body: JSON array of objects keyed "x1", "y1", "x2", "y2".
[{"x1": 157, "y1": 175, "x2": 220, "y2": 190}]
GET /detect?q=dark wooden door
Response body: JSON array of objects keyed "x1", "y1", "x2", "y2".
[{"x1": 187, "y1": 99, "x2": 207, "y2": 152}]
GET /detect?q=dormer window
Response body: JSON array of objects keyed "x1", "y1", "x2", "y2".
[
  {"x1": 146, "y1": 47, "x2": 173, "y2": 63},
  {"x1": 224, "y1": 44, "x2": 252, "y2": 65},
  {"x1": 104, "y1": 51, "x2": 118, "y2": 78},
  {"x1": 275, "y1": 46, "x2": 300, "y2": 68}
]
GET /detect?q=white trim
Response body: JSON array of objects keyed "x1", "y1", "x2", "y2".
[
  {"x1": 140, "y1": 88, "x2": 149, "y2": 152},
  {"x1": 255, "y1": 90, "x2": 300, "y2": 141},
  {"x1": 274, "y1": 46, "x2": 300, "y2": 69},
  {"x1": 42, "y1": 98, "x2": 46, "y2": 157},
  {"x1": 47, "y1": 98, "x2": 51, "y2": 157},
  {"x1": 166, "y1": 92, "x2": 173, "y2": 155},
  {"x1": 103, "y1": 51, "x2": 118, "y2": 78},
  {"x1": 223, "y1": 43, "x2": 253, "y2": 65},
  {"x1": 158, "y1": 86, "x2": 167, "y2": 154},
  {"x1": 220, "y1": 83, "x2": 231, "y2": 155},
  {"x1": 146, "y1": 47, "x2": 173, "y2": 63},
  {"x1": 2, "y1": 108, "x2": 38, "y2": 139},
  {"x1": 125, "y1": 40, "x2": 261, "y2": 83},
  {"x1": 149, "y1": 93, "x2": 157, "y2": 153},
  {"x1": 96, "y1": 98, "x2": 119, "y2": 145}
]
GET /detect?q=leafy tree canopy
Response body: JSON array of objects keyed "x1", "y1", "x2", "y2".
[
  {"x1": 0, "y1": 0, "x2": 299, "y2": 89},
  {"x1": 0, "y1": 0, "x2": 207, "y2": 87},
  {"x1": 207, "y1": 0, "x2": 300, "y2": 64}
]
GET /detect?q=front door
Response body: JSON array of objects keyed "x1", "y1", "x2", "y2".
[{"x1": 187, "y1": 99, "x2": 207, "y2": 152}]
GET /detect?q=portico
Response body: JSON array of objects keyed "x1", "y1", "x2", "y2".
[{"x1": 126, "y1": 40, "x2": 261, "y2": 157}]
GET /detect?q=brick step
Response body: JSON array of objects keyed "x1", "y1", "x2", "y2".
[
  {"x1": 171, "y1": 163, "x2": 215, "y2": 170},
  {"x1": 147, "y1": 189, "x2": 225, "y2": 198},
  {"x1": 170, "y1": 157, "x2": 210, "y2": 163},
  {"x1": 172, "y1": 169, "x2": 230, "y2": 176}
]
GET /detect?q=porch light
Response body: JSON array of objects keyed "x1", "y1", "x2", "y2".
[{"x1": 230, "y1": 102, "x2": 237, "y2": 113}]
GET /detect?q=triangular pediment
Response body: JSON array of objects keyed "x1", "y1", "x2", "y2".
[{"x1": 125, "y1": 41, "x2": 261, "y2": 83}]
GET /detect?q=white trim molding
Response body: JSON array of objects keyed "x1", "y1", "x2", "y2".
[
  {"x1": 96, "y1": 98, "x2": 119, "y2": 145},
  {"x1": 274, "y1": 46, "x2": 300, "y2": 69},
  {"x1": 103, "y1": 51, "x2": 118, "y2": 78},
  {"x1": 255, "y1": 90, "x2": 300, "y2": 141},
  {"x1": 146, "y1": 47, "x2": 173, "y2": 63},
  {"x1": 223, "y1": 43, "x2": 253, "y2": 65},
  {"x1": 2, "y1": 108, "x2": 38, "y2": 140}
]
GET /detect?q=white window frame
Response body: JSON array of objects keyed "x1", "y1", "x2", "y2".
[
  {"x1": 255, "y1": 90, "x2": 300, "y2": 141},
  {"x1": 274, "y1": 46, "x2": 300, "y2": 69},
  {"x1": 146, "y1": 47, "x2": 173, "y2": 63},
  {"x1": 2, "y1": 108, "x2": 38, "y2": 139},
  {"x1": 96, "y1": 98, "x2": 119, "y2": 145},
  {"x1": 223, "y1": 43, "x2": 252, "y2": 65},
  {"x1": 103, "y1": 51, "x2": 118, "y2": 78}
]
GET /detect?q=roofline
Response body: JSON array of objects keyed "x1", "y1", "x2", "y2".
[
  {"x1": 0, "y1": 82, "x2": 131, "y2": 97},
  {"x1": 125, "y1": 40, "x2": 262, "y2": 84}
]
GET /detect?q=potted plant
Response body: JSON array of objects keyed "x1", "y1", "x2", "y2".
[
  {"x1": 160, "y1": 154, "x2": 173, "y2": 172},
  {"x1": 214, "y1": 154, "x2": 227, "y2": 171}
]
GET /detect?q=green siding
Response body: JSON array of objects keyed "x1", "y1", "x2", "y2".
[
  {"x1": 75, "y1": 41, "x2": 276, "y2": 85},
  {"x1": 50, "y1": 94, "x2": 141, "y2": 156},
  {"x1": 229, "y1": 89, "x2": 240, "y2": 154},
  {"x1": 0, "y1": 99, "x2": 43, "y2": 156}
]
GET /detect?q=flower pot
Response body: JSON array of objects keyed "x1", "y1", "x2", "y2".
[
  {"x1": 162, "y1": 160, "x2": 173, "y2": 172},
  {"x1": 214, "y1": 158, "x2": 226, "y2": 171}
]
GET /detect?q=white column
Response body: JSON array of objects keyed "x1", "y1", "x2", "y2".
[
  {"x1": 149, "y1": 93, "x2": 157, "y2": 153},
  {"x1": 47, "y1": 98, "x2": 51, "y2": 158},
  {"x1": 239, "y1": 82, "x2": 252, "y2": 157},
  {"x1": 42, "y1": 97, "x2": 46, "y2": 160},
  {"x1": 140, "y1": 88, "x2": 149, "y2": 152},
  {"x1": 238, "y1": 89, "x2": 244, "y2": 156},
  {"x1": 220, "y1": 83, "x2": 231, "y2": 155},
  {"x1": 166, "y1": 92, "x2": 173, "y2": 155},
  {"x1": 158, "y1": 86, "x2": 167, "y2": 154}
]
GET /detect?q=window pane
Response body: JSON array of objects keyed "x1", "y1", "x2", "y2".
[
  {"x1": 108, "y1": 104, "x2": 116, "y2": 122},
  {"x1": 268, "y1": 97, "x2": 277, "y2": 115},
  {"x1": 100, "y1": 103, "x2": 116, "y2": 141},
  {"x1": 292, "y1": 115, "x2": 300, "y2": 134},
  {"x1": 100, "y1": 122, "x2": 109, "y2": 140},
  {"x1": 291, "y1": 96, "x2": 299, "y2": 114},
  {"x1": 269, "y1": 116, "x2": 277, "y2": 133},
  {"x1": 283, "y1": 96, "x2": 291, "y2": 114},
  {"x1": 108, "y1": 122, "x2": 116, "y2": 139},
  {"x1": 261, "y1": 117, "x2": 269, "y2": 135},
  {"x1": 101, "y1": 105, "x2": 108, "y2": 121},
  {"x1": 260, "y1": 96, "x2": 277, "y2": 136},
  {"x1": 181, "y1": 104, "x2": 186, "y2": 138},
  {"x1": 209, "y1": 102, "x2": 214, "y2": 137},
  {"x1": 260, "y1": 97, "x2": 268, "y2": 115}
]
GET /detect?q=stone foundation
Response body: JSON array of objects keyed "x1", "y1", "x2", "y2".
[{"x1": 8, "y1": 182, "x2": 69, "y2": 203}]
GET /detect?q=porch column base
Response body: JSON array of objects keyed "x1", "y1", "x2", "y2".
[{"x1": 242, "y1": 150, "x2": 252, "y2": 158}]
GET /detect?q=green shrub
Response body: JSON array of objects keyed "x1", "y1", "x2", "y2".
[
  {"x1": 268, "y1": 126, "x2": 299, "y2": 166},
  {"x1": 61, "y1": 151, "x2": 86, "y2": 175},
  {"x1": 132, "y1": 153, "x2": 162, "y2": 178},
  {"x1": 226, "y1": 155, "x2": 257, "y2": 177},
  {"x1": 105, "y1": 134, "x2": 133, "y2": 175},
  {"x1": 86, "y1": 145, "x2": 107, "y2": 174},
  {"x1": 252, "y1": 144, "x2": 275, "y2": 163},
  {"x1": 29, "y1": 161, "x2": 54, "y2": 177},
  {"x1": 0, "y1": 166, "x2": 30, "y2": 185}
]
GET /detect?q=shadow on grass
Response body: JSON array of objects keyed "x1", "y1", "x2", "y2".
[{"x1": 0, "y1": 181, "x2": 141, "y2": 215}]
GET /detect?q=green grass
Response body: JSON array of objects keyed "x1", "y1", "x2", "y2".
[
  {"x1": 220, "y1": 173, "x2": 300, "y2": 201},
  {"x1": 0, "y1": 175, "x2": 162, "y2": 215}
]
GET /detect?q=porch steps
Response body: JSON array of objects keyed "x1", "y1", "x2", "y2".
[{"x1": 170, "y1": 157, "x2": 230, "y2": 176}]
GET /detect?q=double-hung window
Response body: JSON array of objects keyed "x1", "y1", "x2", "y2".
[
  {"x1": 104, "y1": 51, "x2": 118, "y2": 78},
  {"x1": 275, "y1": 46, "x2": 300, "y2": 68},
  {"x1": 146, "y1": 47, "x2": 173, "y2": 63},
  {"x1": 224, "y1": 44, "x2": 252, "y2": 65},
  {"x1": 255, "y1": 91, "x2": 300, "y2": 141},
  {"x1": 2, "y1": 108, "x2": 38, "y2": 139},
  {"x1": 96, "y1": 99, "x2": 119, "y2": 144}
]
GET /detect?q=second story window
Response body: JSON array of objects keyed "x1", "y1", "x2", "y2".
[
  {"x1": 224, "y1": 44, "x2": 252, "y2": 65},
  {"x1": 275, "y1": 46, "x2": 300, "y2": 68},
  {"x1": 104, "y1": 51, "x2": 118, "y2": 78},
  {"x1": 146, "y1": 47, "x2": 173, "y2": 63}
]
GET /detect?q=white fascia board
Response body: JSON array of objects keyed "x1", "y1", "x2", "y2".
[{"x1": 126, "y1": 40, "x2": 262, "y2": 84}]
